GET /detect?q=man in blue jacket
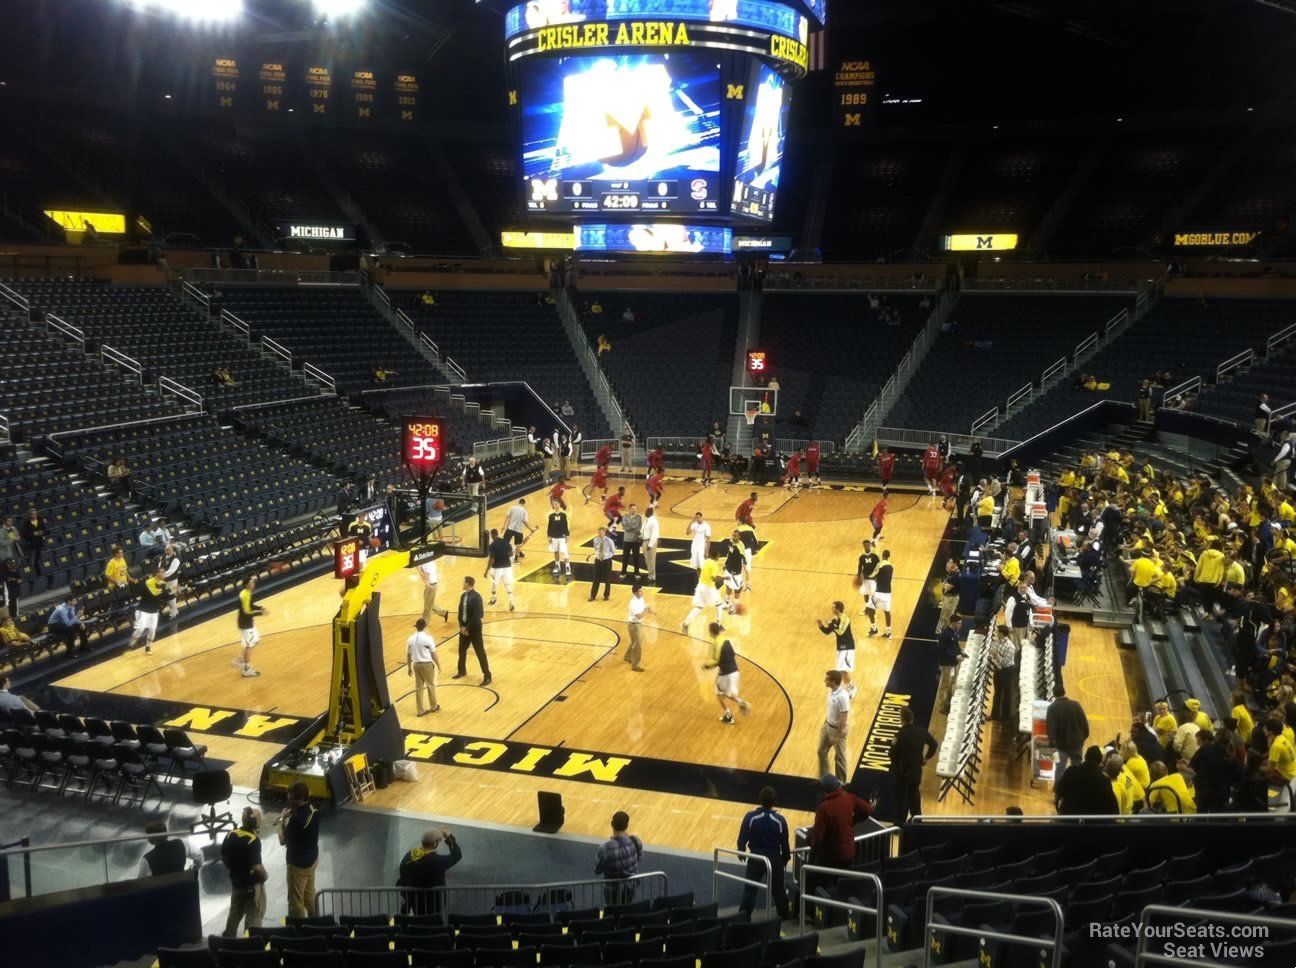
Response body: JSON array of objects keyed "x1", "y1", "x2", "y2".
[{"x1": 736, "y1": 786, "x2": 790, "y2": 920}]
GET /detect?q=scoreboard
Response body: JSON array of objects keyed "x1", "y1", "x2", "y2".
[{"x1": 401, "y1": 417, "x2": 445, "y2": 475}]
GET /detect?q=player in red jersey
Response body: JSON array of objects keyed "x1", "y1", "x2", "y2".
[
  {"x1": 549, "y1": 476, "x2": 576, "y2": 511},
  {"x1": 700, "y1": 438, "x2": 714, "y2": 485},
  {"x1": 922, "y1": 443, "x2": 942, "y2": 496},
  {"x1": 869, "y1": 494, "x2": 888, "y2": 541},
  {"x1": 939, "y1": 464, "x2": 958, "y2": 510},
  {"x1": 647, "y1": 445, "x2": 664, "y2": 475},
  {"x1": 783, "y1": 449, "x2": 802, "y2": 495},
  {"x1": 736, "y1": 491, "x2": 758, "y2": 527},
  {"x1": 603, "y1": 486, "x2": 626, "y2": 527},
  {"x1": 645, "y1": 471, "x2": 665, "y2": 509},
  {"x1": 595, "y1": 444, "x2": 612, "y2": 470},
  {"x1": 806, "y1": 441, "x2": 821, "y2": 487},
  {"x1": 582, "y1": 466, "x2": 610, "y2": 505},
  {"x1": 878, "y1": 447, "x2": 896, "y2": 489}
]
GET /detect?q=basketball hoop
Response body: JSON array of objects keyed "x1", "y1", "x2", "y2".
[{"x1": 744, "y1": 407, "x2": 759, "y2": 427}]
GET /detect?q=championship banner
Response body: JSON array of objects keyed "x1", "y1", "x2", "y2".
[
  {"x1": 833, "y1": 56, "x2": 876, "y2": 132},
  {"x1": 259, "y1": 61, "x2": 287, "y2": 113},
  {"x1": 305, "y1": 64, "x2": 332, "y2": 115},
  {"x1": 351, "y1": 68, "x2": 377, "y2": 119},
  {"x1": 211, "y1": 56, "x2": 238, "y2": 111},
  {"x1": 394, "y1": 72, "x2": 419, "y2": 122}
]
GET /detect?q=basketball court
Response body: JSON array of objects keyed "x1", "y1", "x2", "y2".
[{"x1": 48, "y1": 470, "x2": 1138, "y2": 855}]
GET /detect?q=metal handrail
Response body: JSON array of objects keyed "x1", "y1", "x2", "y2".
[
  {"x1": 1267, "y1": 322, "x2": 1296, "y2": 357},
  {"x1": 970, "y1": 406, "x2": 1000, "y2": 435},
  {"x1": 1135, "y1": 905, "x2": 1290, "y2": 968},
  {"x1": 182, "y1": 281, "x2": 210, "y2": 308},
  {"x1": 472, "y1": 435, "x2": 533, "y2": 460},
  {"x1": 790, "y1": 825, "x2": 901, "y2": 870},
  {"x1": 1215, "y1": 349, "x2": 1253, "y2": 382},
  {"x1": 400, "y1": 310, "x2": 420, "y2": 335},
  {"x1": 302, "y1": 362, "x2": 336, "y2": 393},
  {"x1": 713, "y1": 848, "x2": 773, "y2": 923},
  {"x1": 924, "y1": 887, "x2": 1063, "y2": 968},
  {"x1": 184, "y1": 268, "x2": 361, "y2": 287},
  {"x1": 1073, "y1": 331, "x2": 1099, "y2": 358},
  {"x1": 101, "y1": 344, "x2": 143, "y2": 382},
  {"x1": 232, "y1": 395, "x2": 332, "y2": 412},
  {"x1": 1105, "y1": 308, "x2": 1129, "y2": 336},
  {"x1": 1041, "y1": 355, "x2": 1067, "y2": 385},
  {"x1": 1161, "y1": 376, "x2": 1202, "y2": 408},
  {"x1": 158, "y1": 376, "x2": 204, "y2": 413},
  {"x1": 221, "y1": 309, "x2": 250, "y2": 338},
  {"x1": 1271, "y1": 401, "x2": 1296, "y2": 423},
  {"x1": 0, "y1": 413, "x2": 9, "y2": 444},
  {"x1": 875, "y1": 426, "x2": 1021, "y2": 454},
  {"x1": 46, "y1": 313, "x2": 85, "y2": 348},
  {"x1": 262, "y1": 335, "x2": 292, "y2": 365},
  {"x1": 374, "y1": 286, "x2": 392, "y2": 309},
  {"x1": 798, "y1": 866, "x2": 884, "y2": 966},
  {"x1": 0, "y1": 281, "x2": 29, "y2": 311},
  {"x1": 359, "y1": 382, "x2": 452, "y2": 398},
  {"x1": 444, "y1": 355, "x2": 467, "y2": 382},
  {"x1": 0, "y1": 829, "x2": 186, "y2": 859},
  {"x1": 315, "y1": 871, "x2": 671, "y2": 919},
  {"x1": 908, "y1": 811, "x2": 1296, "y2": 823},
  {"x1": 1006, "y1": 382, "x2": 1033, "y2": 410}
]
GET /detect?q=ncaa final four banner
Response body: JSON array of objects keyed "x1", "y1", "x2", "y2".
[{"x1": 833, "y1": 55, "x2": 876, "y2": 134}]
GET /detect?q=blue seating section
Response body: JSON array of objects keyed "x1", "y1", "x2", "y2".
[
  {"x1": 580, "y1": 293, "x2": 738, "y2": 437},
  {"x1": 891, "y1": 294, "x2": 1131, "y2": 433},
  {"x1": 943, "y1": 138, "x2": 1080, "y2": 237},
  {"x1": 820, "y1": 143, "x2": 947, "y2": 261},
  {"x1": 1190, "y1": 127, "x2": 1296, "y2": 237}
]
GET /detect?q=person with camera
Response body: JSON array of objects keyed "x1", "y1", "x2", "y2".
[
  {"x1": 397, "y1": 827, "x2": 462, "y2": 915},
  {"x1": 221, "y1": 807, "x2": 268, "y2": 936}
]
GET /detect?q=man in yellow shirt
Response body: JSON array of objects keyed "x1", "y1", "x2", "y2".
[
  {"x1": 1230, "y1": 690, "x2": 1254, "y2": 744},
  {"x1": 1192, "y1": 539, "x2": 1226, "y2": 609},
  {"x1": 1279, "y1": 498, "x2": 1295, "y2": 524},
  {"x1": 104, "y1": 547, "x2": 130, "y2": 588},
  {"x1": 1146, "y1": 762, "x2": 1196, "y2": 814},
  {"x1": 1265, "y1": 719, "x2": 1296, "y2": 783},
  {"x1": 1126, "y1": 551, "x2": 1158, "y2": 605}
]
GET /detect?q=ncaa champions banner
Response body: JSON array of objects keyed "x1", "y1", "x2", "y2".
[{"x1": 833, "y1": 56, "x2": 876, "y2": 134}]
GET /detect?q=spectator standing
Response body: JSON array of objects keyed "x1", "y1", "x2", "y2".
[
  {"x1": 0, "y1": 516, "x2": 18, "y2": 562},
  {"x1": 935, "y1": 615, "x2": 965, "y2": 716},
  {"x1": 589, "y1": 526, "x2": 617, "y2": 602},
  {"x1": 107, "y1": 456, "x2": 131, "y2": 493},
  {"x1": 1054, "y1": 746, "x2": 1118, "y2": 815},
  {"x1": 137, "y1": 821, "x2": 201, "y2": 877},
  {"x1": 48, "y1": 595, "x2": 90, "y2": 653},
  {"x1": 2, "y1": 556, "x2": 22, "y2": 618},
  {"x1": 464, "y1": 458, "x2": 485, "y2": 498},
  {"x1": 817, "y1": 670, "x2": 853, "y2": 782},
  {"x1": 221, "y1": 807, "x2": 267, "y2": 937},
  {"x1": 987, "y1": 626, "x2": 1019, "y2": 724},
  {"x1": 1046, "y1": 689, "x2": 1090, "y2": 777},
  {"x1": 398, "y1": 827, "x2": 462, "y2": 915},
  {"x1": 642, "y1": 507, "x2": 661, "y2": 583},
  {"x1": 936, "y1": 558, "x2": 961, "y2": 633},
  {"x1": 1256, "y1": 393, "x2": 1273, "y2": 433},
  {"x1": 277, "y1": 782, "x2": 320, "y2": 918},
  {"x1": 736, "y1": 786, "x2": 790, "y2": 920},
  {"x1": 619, "y1": 424, "x2": 635, "y2": 472},
  {"x1": 1189, "y1": 729, "x2": 1242, "y2": 813},
  {"x1": 594, "y1": 811, "x2": 642, "y2": 905},
  {"x1": 19, "y1": 506, "x2": 44, "y2": 576},
  {"x1": 620, "y1": 504, "x2": 644, "y2": 577},
  {"x1": 161, "y1": 546, "x2": 183, "y2": 621},
  {"x1": 889, "y1": 706, "x2": 938, "y2": 823},
  {"x1": 809, "y1": 775, "x2": 876, "y2": 883}
]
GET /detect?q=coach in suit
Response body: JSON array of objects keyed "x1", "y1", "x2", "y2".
[{"x1": 454, "y1": 577, "x2": 492, "y2": 685}]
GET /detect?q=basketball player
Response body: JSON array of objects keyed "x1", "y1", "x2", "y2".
[
  {"x1": 687, "y1": 510, "x2": 712, "y2": 575},
  {"x1": 482, "y1": 529, "x2": 516, "y2": 611},
  {"x1": 502, "y1": 498, "x2": 537, "y2": 562},
  {"x1": 939, "y1": 463, "x2": 958, "y2": 510},
  {"x1": 549, "y1": 476, "x2": 576, "y2": 511},
  {"x1": 236, "y1": 575, "x2": 266, "y2": 677},
  {"x1": 645, "y1": 469, "x2": 664, "y2": 509},
  {"x1": 603, "y1": 486, "x2": 627, "y2": 527},
  {"x1": 922, "y1": 442, "x2": 942, "y2": 496},
  {"x1": 735, "y1": 521, "x2": 759, "y2": 590},
  {"x1": 700, "y1": 437, "x2": 714, "y2": 485},
  {"x1": 817, "y1": 601, "x2": 856, "y2": 694},
  {"x1": 878, "y1": 447, "x2": 896, "y2": 489},
  {"x1": 806, "y1": 440, "x2": 822, "y2": 488},
  {"x1": 857, "y1": 539, "x2": 880, "y2": 608},
  {"x1": 582, "y1": 465, "x2": 610, "y2": 505},
  {"x1": 595, "y1": 442, "x2": 613, "y2": 470},
  {"x1": 703, "y1": 622, "x2": 751, "y2": 724},
  {"x1": 783, "y1": 449, "x2": 802, "y2": 496},
  {"x1": 419, "y1": 551, "x2": 451, "y2": 624},
  {"x1": 683, "y1": 547, "x2": 726, "y2": 630},
  {"x1": 127, "y1": 566, "x2": 174, "y2": 656},
  {"x1": 869, "y1": 493, "x2": 888, "y2": 541},
  {"x1": 547, "y1": 500, "x2": 572, "y2": 579},
  {"x1": 722, "y1": 530, "x2": 750, "y2": 609},
  {"x1": 736, "y1": 491, "x2": 758, "y2": 528},
  {"x1": 869, "y1": 550, "x2": 894, "y2": 639},
  {"x1": 647, "y1": 445, "x2": 664, "y2": 477}
]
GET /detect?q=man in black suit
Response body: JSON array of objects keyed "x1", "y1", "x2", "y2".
[{"x1": 454, "y1": 576, "x2": 491, "y2": 685}]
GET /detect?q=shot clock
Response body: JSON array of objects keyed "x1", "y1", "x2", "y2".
[
  {"x1": 747, "y1": 350, "x2": 768, "y2": 376},
  {"x1": 402, "y1": 416, "x2": 445, "y2": 473}
]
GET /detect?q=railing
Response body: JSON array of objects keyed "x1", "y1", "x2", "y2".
[
  {"x1": 44, "y1": 412, "x2": 206, "y2": 459},
  {"x1": 183, "y1": 268, "x2": 360, "y2": 287},
  {"x1": 910, "y1": 811, "x2": 1296, "y2": 824},
  {"x1": 374, "y1": 284, "x2": 392, "y2": 309},
  {"x1": 262, "y1": 335, "x2": 292, "y2": 366},
  {"x1": 0, "y1": 280, "x2": 30, "y2": 312},
  {"x1": 970, "y1": 406, "x2": 1000, "y2": 436},
  {"x1": 1006, "y1": 382, "x2": 1034, "y2": 411},
  {"x1": 924, "y1": 887, "x2": 1063, "y2": 968},
  {"x1": 315, "y1": 872, "x2": 671, "y2": 920},
  {"x1": 1215, "y1": 348, "x2": 1253, "y2": 383},
  {"x1": 100, "y1": 344, "x2": 143, "y2": 383},
  {"x1": 0, "y1": 413, "x2": 9, "y2": 444},
  {"x1": 1041, "y1": 355, "x2": 1068, "y2": 386},
  {"x1": 302, "y1": 362, "x2": 336, "y2": 394},
  {"x1": 772, "y1": 437, "x2": 838, "y2": 455},
  {"x1": 1105, "y1": 308, "x2": 1129, "y2": 336},
  {"x1": 472, "y1": 434, "x2": 533, "y2": 460},
  {"x1": 799, "y1": 866, "x2": 884, "y2": 963},
  {"x1": 1073, "y1": 331, "x2": 1099, "y2": 359},
  {"x1": 1267, "y1": 322, "x2": 1296, "y2": 357},
  {"x1": 763, "y1": 273, "x2": 939, "y2": 292},
  {"x1": 46, "y1": 313, "x2": 85, "y2": 350},
  {"x1": 963, "y1": 277, "x2": 1142, "y2": 293},
  {"x1": 1271, "y1": 401, "x2": 1296, "y2": 425},
  {"x1": 846, "y1": 400, "x2": 879, "y2": 453},
  {"x1": 713, "y1": 848, "x2": 773, "y2": 923},
  {"x1": 399, "y1": 309, "x2": 418, "y2": 334},
  {"x1": 443, "y1": 354, "x2": 468, "y2": 383},
  {"x1": 221, "y1": 309, "x2": 250, "y2": 339},
  {"x1": 558, "y1": 287, "x2": 628, "y2": 437},
  {"x1": 1135, "y1": 905, "x2": 1287, "y2": 968},
  {"x1": 1135, "y1": 290, "x2": 1149, "y2": 318},
  {"x1": 158, "y1": 376, "x2": 203, "y2": 413},
  {"x1": 0, "y1": 829, "x2": 194, "y2": 901},
  {"x1": 790, "y1": 824, "x2": 900, "y2": 878},
  {"x1": 875, "y1": 426, "x2": 1022, "y2": 457},
  {"x1": 1161, "y1": 375, "x2": 1202, "y2": 409},
  {"x1": 181, "y1": 281, "x2": 210, "y2": 310}
]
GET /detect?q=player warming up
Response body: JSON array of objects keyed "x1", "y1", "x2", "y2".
[
  {"x1": 549, "y1": 475, "x2": 576, "y2": 511},
  {"x1": 722, "y1": 530, "x2": 751, "y2": 611},
  {"x1": 699, "y1": 437, "x2": 714, "y2": 485},
  {"x1": 683, "y1": 547, "x2": 726, "y2": 630},
  {"x1": 867, "y1": 549, "x2": 895, "y2": 639},
  {"x1": 235, "y1": 575, "x2": 266, "y2": 677},
  {"x1": 547, "y1": 500, "x2": 572, "y2": 581},
  {"x1": 645, "y1": 469, "x2": 664, "y2": 510},
  {"x1": 806, "y1": 440, "x2": 822, "y2": 488},
  {"x1": 127, "y1": 566, "x2": 175, "y2": 656},
  {"x1": 736, "y1": 491, "x2": 758, "y2": 528},
  {"x1": 878, "y1": 447, "x2": 896, "y2": 490},
  {"x1": 502, "y1": 497, "x2": 537, "y2": 562},
  {"x1": 782, "y1": 448, "x2": 802, "y2": 496},
  {"x1": 869, "y1": 493, "x2": 888, "y2": 541},
  {"x1": 595, "y1": 442, "x2": 613, "y2": 471},
  {"x1": 603, "y1": 486, "x2": 627, "y2": 528},
  {"x1": 703, "y1": 622, "x2": 751, "y2": 724},
  {"x1": 582, "y1": 465, "x2": 610, "y2": 506},
  {"x1": 817, "y1": 601, "x2": 856, "y2": 695},
  {"x1": 922, "y1": 442, "x2": 942, "y2": 498},
  {"x1": 734, "y1": 521, "x2": 758, "y2": 591},
  {"x1": 687, "y1": 510, "x2": 712, "y2": 577},
  {"x1": 483, "y1": 529, "x2": 516, "y2": 611}
]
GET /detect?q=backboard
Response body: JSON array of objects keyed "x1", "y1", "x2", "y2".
[
  {"x1": 389, "y1": 488, "x2": 488, "y2": 557},
  {"x1": 729, "y1": 385, "x2": 779, "y2": 417}
]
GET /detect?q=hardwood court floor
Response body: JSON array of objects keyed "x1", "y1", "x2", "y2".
[{"x1": 55, "y1": 474, "x2": 1140, "y2": 855}]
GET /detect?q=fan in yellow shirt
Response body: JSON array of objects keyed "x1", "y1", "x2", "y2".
[
  {"x1": 1128, "y1": 552, "x2": 1159, "y2": 589},
  {"x1": 1152, "y1": 702, "x2": 1178, "y2": 742},
  {"x1": 1146, "y1": 762, "x2": 1196, "y2": 814},
  {"x1": 1000, "y1": 552, "x2": 1022, "y2": 586},
  {"x1": 1223, "y1": 556, "x2": 1247, "y2": 588},
  {"x1": 1106, "y1": 754, "x2": 1145, "y2": 814},
  {"x1": 1184, "y1": 698, "x2": 1212, "y2": 732},
  {"x1": 1193, "y1": 540, "x2": 1226, "y2": 586},
  {"x1": 1280, "y1": 499, "x2": 1295, "y2": 524},
  {"x1": 1120, "y1": 740, "x2": 1151, "y2": 790},
  {"x1": 1230, "y1": 691, "x2": 1254, "y2": 744},
  {"x1": 104, "y1": 548, "x2": 130, "y2": 588},
  {"x1": 1265, "y1": 720, "x2": 1296, "y2": 783}
]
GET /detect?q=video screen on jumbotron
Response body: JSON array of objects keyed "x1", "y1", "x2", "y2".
[
  {"x1": 731, "y1": 63, "x2": 789, "y2": 221},
  {"x1": 521, "y1": 53, "x2": 722, "y2": 215}
]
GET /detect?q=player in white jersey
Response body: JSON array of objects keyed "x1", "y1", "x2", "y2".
[
  {"x1": 687, "y1": 511, "x2": 712, "y2": 573},
  {"x1": 502, "y1": 497, "x2": 536, "y2": 561}
]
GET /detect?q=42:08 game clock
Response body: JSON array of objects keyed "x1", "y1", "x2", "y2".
[{"x1": 402, "y1": 416, "x2": 445, "y2": 474}]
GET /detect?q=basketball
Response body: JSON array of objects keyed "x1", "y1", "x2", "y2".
[
  {"x1": 369, "y1": 536, "x2": 381, "y2": 550},
  {"x1": 433, "y1": 499, "x2": 446, "y2": 511},
  {"x1": 731, "y1": 601, "x2": 748, "y2": 616},
  {"x1": 852, "y1": 575, "x2": 863, "y2": 590}
]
